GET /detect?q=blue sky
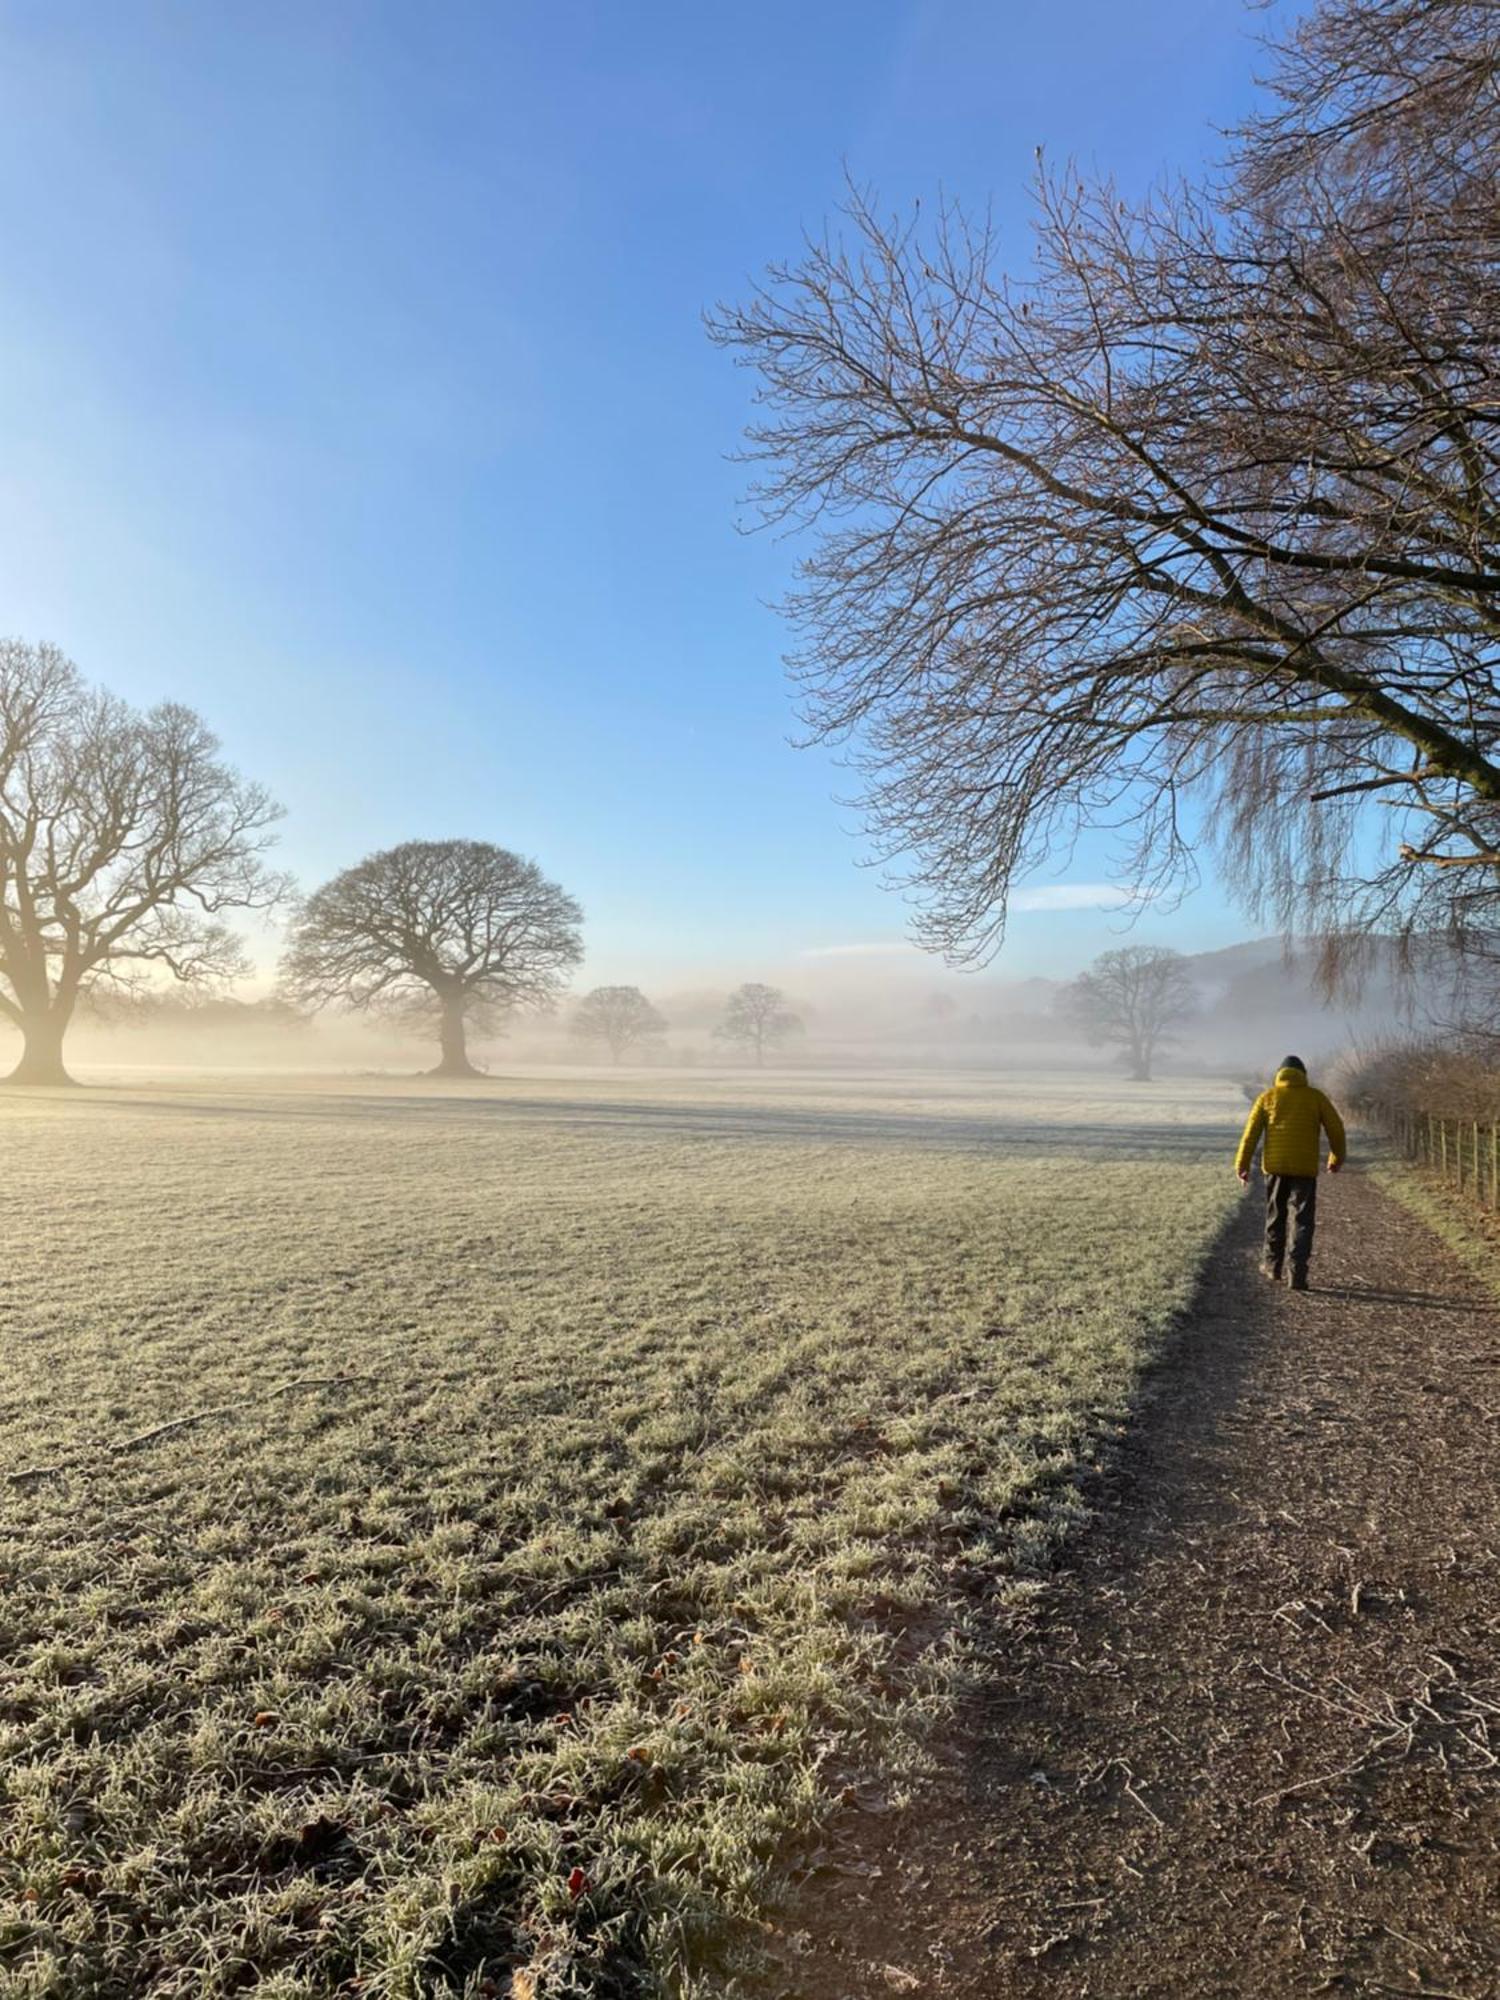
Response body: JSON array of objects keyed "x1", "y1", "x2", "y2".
[{"x1": 0, "y1": 0, "x2": 1296, "y2": 988}]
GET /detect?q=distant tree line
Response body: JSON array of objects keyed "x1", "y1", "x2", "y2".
[
  {"x1": 0, "y1": 646, "x2": 809, "y2": 1085},
  {"x1": 568, "y1": 981, "x2": 803, "y2": 1067}
]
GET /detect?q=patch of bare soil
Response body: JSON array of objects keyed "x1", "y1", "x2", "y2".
[{"x1": 771, "y1": 1169, "x2": 1500, "y2": 1998}]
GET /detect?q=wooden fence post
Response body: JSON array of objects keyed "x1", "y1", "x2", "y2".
[{"x1": 1441, "y1": 1119, "x2": 1449, "y2": 1180}]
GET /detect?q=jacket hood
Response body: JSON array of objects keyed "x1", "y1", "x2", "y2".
[{"x1": 1275, "y1": 1065, "x2": 1310, "y2": 1088}]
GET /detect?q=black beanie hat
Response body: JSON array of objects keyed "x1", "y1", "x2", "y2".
[{"x1": 1280, "y1": 1054, "x2": 1306, "y2": 1072}]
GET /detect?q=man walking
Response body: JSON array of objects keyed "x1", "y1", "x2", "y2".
[{"x1": 1235, "y1": 1057, "x2": 1347, "y2": 1290}]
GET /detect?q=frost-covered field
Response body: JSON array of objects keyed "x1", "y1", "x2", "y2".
[{"x1": 0, "y1": 1071, "x2": 1240, "y2": 1998}]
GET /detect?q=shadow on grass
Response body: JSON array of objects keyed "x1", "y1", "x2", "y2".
[{"x1": 45, "y1": 1085, "x2": 1240, "y2": 1161}]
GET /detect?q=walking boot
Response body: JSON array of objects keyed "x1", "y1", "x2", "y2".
[
  {"x1": 1289, "y1": 1269, "x2": 1309, "y2": 1291},
  {"x1": 1261, "y1": 1263, "x2": 1283, "y2": 1283}
]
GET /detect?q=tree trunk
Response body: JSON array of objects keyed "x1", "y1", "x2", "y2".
[
  {"x1": 5, "y1": 1007, "x2": 75, "y2": 1085},
  {"x1": 431, "y1": 993, "x2": 482, "y2": 1078}
]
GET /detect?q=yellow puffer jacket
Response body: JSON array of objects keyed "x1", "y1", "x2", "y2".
[{"x1": 1235, "y1": 1067, "x2": 1347, "y2": 1178}]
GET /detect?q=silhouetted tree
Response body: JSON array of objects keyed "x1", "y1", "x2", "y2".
[
  {"x1": 1060, "y1": 946, "x2": 1195, "y2": 1082},
  {"x1": 712, "y1": 1, "x2": 1500, "y2": 977},
  {"x1": 571, "y1": 985, "x2": 667, "y2": 1063},
  {"x1": 0, "y1": 640, "x2": 284, "y2": 1085},
  {"x1": 281, "y1": 840, "x2": 582, "y2": 1077},
  {"x1": 713, "y1": 982, "x2": 802, "y2": 1067}
]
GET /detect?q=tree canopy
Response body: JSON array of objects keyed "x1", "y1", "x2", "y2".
[
  {"x1": 713, "y1": 982, "x2": 802, "y2": 1066},
  {"x1": 281, "y1": 839, "x2": 583, "y2": 1076},
  {"x1": 711, "y1": 0, "x2": 1500, "y2": 976},
  {"x1": 0, "y1": 640, "x2": 284, "y2": 1084},
  {"x1": 571, "y1": 985, "x2": 668, "y2": 1063}
]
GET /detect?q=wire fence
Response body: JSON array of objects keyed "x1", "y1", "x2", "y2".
[{"x1": 1362, "y1": 1101, "x2": 1500, "y2": 1211}]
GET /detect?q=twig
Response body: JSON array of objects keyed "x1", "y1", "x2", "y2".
[
  {"x1": 1248, "y1": 1739, "x2": 1399, "y2": 1809},
  {"x1": 5, "y1": 1374, "x2": 376, "y2": 1486},
  {"x1": 1094, "y1": 1756, "x2": 1166, "y2": 1826},
  {"x1": 1369, "y1": 1986, "x2": 1478, "y2": 1999},
  {"x1": 1253, "y1": 1661, "x2": 1387, "y2": 1729},
  {"x1": 1122, "y1": 1774, "x2": 1165, "y2": 1827},
  {"x1": 113, "y1": 1375, "x2": 376, "y2": 1454}
]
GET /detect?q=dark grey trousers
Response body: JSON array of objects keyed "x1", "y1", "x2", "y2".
[{"x1": 1264, "y1": 1173, "x2": 1317, "y2": 1276}]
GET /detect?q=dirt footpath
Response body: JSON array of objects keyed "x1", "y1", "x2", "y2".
[{"x1": 777, "y1": 1169, "x2": 1500, "y2": 1998}]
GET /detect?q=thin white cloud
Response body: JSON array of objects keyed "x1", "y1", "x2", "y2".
[{"x1": 1011, "y1": 883, "x2": 1145, "y2": 913}]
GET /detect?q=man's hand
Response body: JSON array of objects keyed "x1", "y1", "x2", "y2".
[
  {"x1": 1237, "y1": 1169, "x2": 1250, "y2": 1186},
  {"x1": 1328, "y1": 1158, "x2": 1342, "y2": 1174}
]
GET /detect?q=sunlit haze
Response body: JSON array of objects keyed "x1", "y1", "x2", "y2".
[{"x1": 0, "y1": 0, "x2": 1291, "y2": 994}]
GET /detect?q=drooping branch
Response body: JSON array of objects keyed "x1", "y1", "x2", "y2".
[{"x1": 710, "y1": 2, "x2": 1500, "y2": 975}]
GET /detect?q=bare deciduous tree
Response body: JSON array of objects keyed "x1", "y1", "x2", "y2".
[
  {"x1": 1060, "y1": 945, "x2": 1195, "y2": 1082},
  {"x1": 713, "y1": 981, "x2": 802, "y2": 1066},
  {"x1": 571, "y1": 984, "x2": 668, "y2": 1063},
  {"x1": 710, "y1": 0, "x2": 1500, "y2": 978},
  {"x1": 281, "y1": 840, "x2": 582, "y2": 1077},
  {"x1": 0, "y1": 640, "x2": 285, "y2": 1085}
]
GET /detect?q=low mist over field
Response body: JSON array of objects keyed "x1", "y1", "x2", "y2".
[{"x1": 10, "y1": 935, "x2": 1454, "y2": 1083}]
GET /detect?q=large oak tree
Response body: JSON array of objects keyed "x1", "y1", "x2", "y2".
[
  {"x1": 0, "y1": 641, "x2": 284, "y2": 1085},
  {"x1": 711, "y1": 1, "x2": 1500, "y2": 978},
  {"x1": 281, "y1": 839, "x2": 583, "y2": 1076}
]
